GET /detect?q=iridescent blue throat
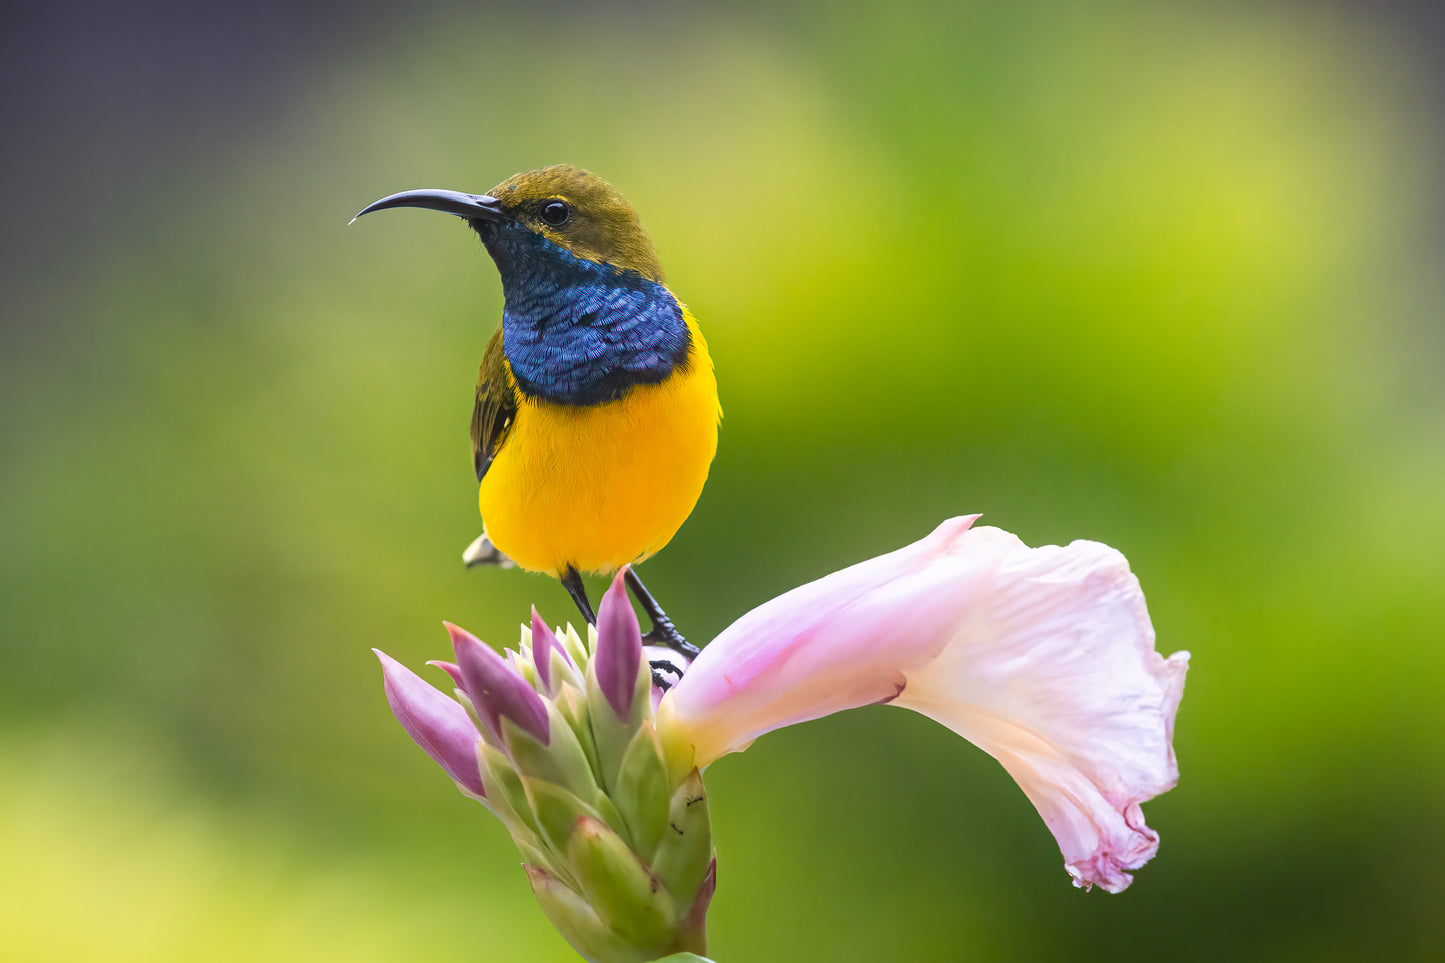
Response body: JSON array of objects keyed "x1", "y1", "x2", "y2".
[{"x1": 476, "y1": 221, "x2": 690, "y2": 407}]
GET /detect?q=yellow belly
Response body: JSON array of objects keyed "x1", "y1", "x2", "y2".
[{"x1": 478, "y1": 313, "x2": 720, "y2": 576}]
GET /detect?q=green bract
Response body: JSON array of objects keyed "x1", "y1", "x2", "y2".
[{"x1": 489, "y1": 621, "x2": 714, "y2": 962}]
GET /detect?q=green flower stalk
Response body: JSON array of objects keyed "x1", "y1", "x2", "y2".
[{"x1": 376, "y1": 571, "x2": 714, "y2": 963}]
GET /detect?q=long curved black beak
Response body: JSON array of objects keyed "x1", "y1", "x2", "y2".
[{"x1": 351, "y1": 189, "x2": 508, "y2": 225}]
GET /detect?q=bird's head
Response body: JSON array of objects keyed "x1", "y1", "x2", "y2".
[{"x1": 354, "y1": 165, "x2": 665, "y2": 283}]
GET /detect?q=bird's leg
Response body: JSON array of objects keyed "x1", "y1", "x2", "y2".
[
  {"x1": 561, "y1": 565, "x2": 597, "y2": 626},
  {"x1": 624, "y1": 569, "x2": 700, "y2": 659}
]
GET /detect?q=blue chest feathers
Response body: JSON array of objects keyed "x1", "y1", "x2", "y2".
[{"x1": 479, "y1": 224, "x2": 690, "y2": 407}]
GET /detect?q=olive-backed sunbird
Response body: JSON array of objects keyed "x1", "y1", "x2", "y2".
[{"x1": 355, "y1": 166, "x2": 719, "y2": 655}]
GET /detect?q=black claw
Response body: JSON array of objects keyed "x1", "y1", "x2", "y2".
[
  {"x1": 561, "y1": 564, "x2": 596, "y2": 625},
  {"x1": 624, "y1": 569, "x2": 700, "y2": 658},
  {"x1": 650, "y1": 659, "x2": 682, "y2": 691}
]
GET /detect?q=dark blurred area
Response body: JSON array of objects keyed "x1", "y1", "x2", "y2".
[{"x1": 2, "y1": 1, "x2": 1443, "y2": 960}]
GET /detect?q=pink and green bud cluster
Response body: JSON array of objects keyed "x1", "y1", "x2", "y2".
[
  {"x1": 376, "y1": 571, "x2": 715, "y2": 963},
  {"x1": 379, "y1": 515, "x2": 1188, "y2": 958}
]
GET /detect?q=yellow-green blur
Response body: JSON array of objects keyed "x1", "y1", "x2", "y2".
[{"x1": 2, "y1": 1, "x2": 1442, "y2": 960}]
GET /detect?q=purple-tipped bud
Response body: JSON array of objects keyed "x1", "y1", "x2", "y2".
[
  {"x1": 447, "y1": 622, "x2": 551, "y2": 745},
  {"x1": 427, "y1": 659, "x2": 464, "y2": 688},
  {"x1": 531, "y1": 607, "x2": 570, "y2": 692},
  {"x1": 595, "y1": 570, "x2": 643, "y2": 719},
  {"x1": 374, "y1": 648, "x2": 486, "y2": 798}
]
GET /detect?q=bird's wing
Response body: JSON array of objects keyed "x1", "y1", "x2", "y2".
[{"x1": 471, "y1": 328, "x2": 516, "y2": 482}]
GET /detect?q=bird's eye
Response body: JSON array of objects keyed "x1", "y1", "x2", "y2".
[{"x1": 539, "y1": 200, "x2": 571, "y2": 227}]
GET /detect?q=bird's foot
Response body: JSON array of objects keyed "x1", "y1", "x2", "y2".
[
  {"x1": 650, "y1": 657, "x2": 686, "y2": 691},
  {"x1": 461, "y1": 534, "x2": 516, "y2": 569},
  {"x1": 625, "y1": 569, "x2": 700, "y2": 660}
]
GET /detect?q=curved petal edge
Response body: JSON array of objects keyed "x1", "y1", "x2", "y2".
[{"x1": 663, "y1": 517, "x2": 1188, "y2": 892}]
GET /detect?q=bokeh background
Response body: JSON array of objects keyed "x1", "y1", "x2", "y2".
[{"x1": 3, "y1": 0, "x2": 1443, "y2": 959}]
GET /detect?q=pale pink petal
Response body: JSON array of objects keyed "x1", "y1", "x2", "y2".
[
  {"x1": 663, "y1": 517, "x2": 1188, "y2": 892},
  {"x1": 663, "y1": 516, "x2": 986, "y2": 763},
  {"x1": 893, "y1": 529, "x2": 1188, "y2": 892}
]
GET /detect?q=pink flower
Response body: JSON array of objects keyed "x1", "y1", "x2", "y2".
[{"x1": 659, "y1": 516, "x2": 1189, "y2": 893}]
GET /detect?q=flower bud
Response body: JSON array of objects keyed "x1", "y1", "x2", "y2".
[
  {"x1": 594, "y1": 570, "x2": 643, "y2": 721},
  {"x1": 568, "y1": 815, "x2": 676, "y2": 950},
  {"x1": 374, "y1": 649, "x2": 485, "y2": 799},
  {"x1": 380, "y1": 608, "x2": 715, "y2": 963},
  {"x1": 448, "y1": 622, "x2": 550, "y2": 746},
  {"x1": 531, "y1": 607, "x2": 571, "y2": 693}
]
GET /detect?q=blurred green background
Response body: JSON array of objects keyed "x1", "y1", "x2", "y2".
[{"x1": 3, "y1": 0, "x2": 1443, "y2": 959}]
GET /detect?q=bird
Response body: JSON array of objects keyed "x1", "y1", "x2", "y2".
[{"x1": 354, "y1": 165, "x2": 719, "y2": 658}]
